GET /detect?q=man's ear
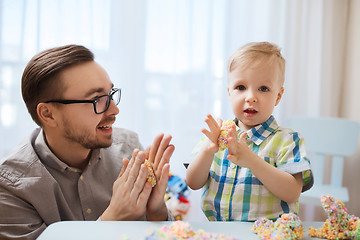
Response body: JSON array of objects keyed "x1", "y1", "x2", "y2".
[
  {"x1": 37, "y1": 103, "x2": 57, "y2": 127},
  {"x1": 275, "y1": 87, "x2": 284, "y2": 106}
]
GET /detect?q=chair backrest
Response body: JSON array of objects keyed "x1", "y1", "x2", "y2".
[{"x1": 286, "y1": 116, "x2": 360, "y2": 189}]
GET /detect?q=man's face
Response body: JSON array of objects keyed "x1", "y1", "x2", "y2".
[{"x1": 54, "y1": 61, "x2": 119, "y2": 149}]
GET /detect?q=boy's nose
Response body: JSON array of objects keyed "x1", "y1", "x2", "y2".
[{"x1": 245, "y1": 91, "x2": 257, "y2": 103}]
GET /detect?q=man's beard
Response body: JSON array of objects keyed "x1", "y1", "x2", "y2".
[{"x1": 63, "y1": 121, "x2": 113, "y2": 149}]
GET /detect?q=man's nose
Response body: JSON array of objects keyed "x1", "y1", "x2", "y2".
[{"x1": 106, "y1": 99, "x2": 120, "y2": 116}]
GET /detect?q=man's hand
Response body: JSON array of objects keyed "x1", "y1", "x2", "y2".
[
  {"x1": 101, "y1": 150, "x2": 152, "y2": 221},
  {"x1": 145, "y1": 133, "x2": 175, "y2": 220},
  {"x1": 102, "y1": 133, "x2": 174, "y2": 221}
]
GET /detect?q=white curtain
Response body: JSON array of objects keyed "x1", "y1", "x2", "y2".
[{"x1": 0, "y1": 0, "x2": 354, "y2": 219}]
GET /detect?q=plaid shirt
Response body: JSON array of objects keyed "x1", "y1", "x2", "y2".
[{"x1": 192, "y1": 115, "x2": 313, "y2": 221}]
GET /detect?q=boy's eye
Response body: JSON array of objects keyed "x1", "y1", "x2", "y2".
[
  {"x1": 236, "y1": 85, "x2": 246, "y2": 90},
  {"x1": 259, "y1": 86, "x2": 269, "y2": 92}
]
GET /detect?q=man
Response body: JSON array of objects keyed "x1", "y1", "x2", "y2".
[{"x1": 0, "y1": 45, "x2": 175, "y2": 239}]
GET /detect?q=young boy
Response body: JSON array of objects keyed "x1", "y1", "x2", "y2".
[{"x1": 185, "y1": 42, "x2": 313, "y2": 221}]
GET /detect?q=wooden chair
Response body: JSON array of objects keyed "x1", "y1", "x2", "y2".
[{"x1": 286, "y1": 116, "x2": 360, "y2": 206}]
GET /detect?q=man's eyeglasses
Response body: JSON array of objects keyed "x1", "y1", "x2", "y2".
[{"x1": 45, "y1": 88, "x2": 121, "y2": 114}]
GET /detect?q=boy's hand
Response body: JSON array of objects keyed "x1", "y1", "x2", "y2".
[
  {"x1": 227, "y1": 124, "x2": 252, "y2": 167},
  {"x1": 201, "y1": 114, "x2": 222, "y2": 153}
]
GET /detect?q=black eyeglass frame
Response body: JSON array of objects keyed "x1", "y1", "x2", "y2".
[{"x1": 45, "y1": 88, "x2": 121, "y2": 114}]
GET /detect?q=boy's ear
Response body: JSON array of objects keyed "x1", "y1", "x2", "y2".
[
  {"x1": 37, "y1": 103, "x2": 57, "y2": 127},
  {"x1": 275, "y1": 87, "x2": 284, "y2": 106}
]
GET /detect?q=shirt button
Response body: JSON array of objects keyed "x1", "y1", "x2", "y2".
[
  {"x1": 80, "y1": 176, "x2": 84, "y2": 181},
  {"x1": 86, "y1": 208, "x2": 92, "y2": 214}
]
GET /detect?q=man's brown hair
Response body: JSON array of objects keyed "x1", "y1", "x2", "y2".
[{"x1": 21, "y1": 44, "x2": 94, "y2": 126}]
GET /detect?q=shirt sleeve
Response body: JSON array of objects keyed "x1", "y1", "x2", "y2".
[
  {"x1": 275, "y1": 130, "x2": 314, "y2": 192},
  {"x1": 0, "y1": 185, "x2": 46, "y2": 240},
  {"x1": 190, "y1": 137, "x2": 207, "y2": 158},
  {"x1": 183, "y1": 137, "x2": 206, "y2": 168}
]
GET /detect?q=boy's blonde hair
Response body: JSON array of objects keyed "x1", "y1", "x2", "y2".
[{"x1": 227, "y1": 42, "x2": 286, "y2": 85}]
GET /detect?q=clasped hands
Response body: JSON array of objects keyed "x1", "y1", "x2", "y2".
[
  {"x1": 102, "y1": 133, "x2": 175, "y2": 221},
  {"x1": 202, "y1": 114, "x2": 252, "y2": 168}
]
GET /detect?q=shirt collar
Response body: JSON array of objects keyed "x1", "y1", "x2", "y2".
[
  {"x1": 34, "y1": 129, "x2": 101, "y2": 173},
  {"x1": 241, "y1": 115, "x2": 279, "y2": 145}
]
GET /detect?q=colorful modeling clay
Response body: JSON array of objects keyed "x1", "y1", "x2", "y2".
[
  {"x1": 252, "y1": 213, "x2": 304, "y2": 240},
  {"x1": 144, "y1": 160, "x2": 156, "y2": 187},
  {"x1": 218, "y1": 120, "x2": 236, "y2": 150},
  {"x1": 308, "y1": 194, "x2": 359, "y2": 239}
]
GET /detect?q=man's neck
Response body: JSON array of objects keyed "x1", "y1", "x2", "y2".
[{"x1": 43, "y1": 131, "x2": 92, "y2": 171}]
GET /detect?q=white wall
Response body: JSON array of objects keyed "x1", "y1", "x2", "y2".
[{"x1": 341, "y1": 0, "x2": 360, "y2": 218}]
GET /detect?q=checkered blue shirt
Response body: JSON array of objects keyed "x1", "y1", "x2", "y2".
[{"x1": 192, "y1": 115, "x2": 313, "y2": 221}]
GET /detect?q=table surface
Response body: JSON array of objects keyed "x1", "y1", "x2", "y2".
[{"x1": 37, "y1": 221, "x2": 324, "y2": 240}]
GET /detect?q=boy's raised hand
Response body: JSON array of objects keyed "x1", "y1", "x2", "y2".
[
  {"x1": 201, "y1": 114, "x2": 222, "y2": 152},
  {"x1": 226, "y1": 124, "x2": 252, "y2": 168}
]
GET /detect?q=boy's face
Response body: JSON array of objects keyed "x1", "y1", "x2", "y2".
[
  {"x1": 227, "y1": 62, "x2": 284, "y2": 130},
  {"x1": 53, "y1": 61, "x2": 120, "y2": 149}
]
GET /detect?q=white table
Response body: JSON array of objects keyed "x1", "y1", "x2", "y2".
[{"x1": 37, "y1": 221, "x2": 324, "y2": 239}]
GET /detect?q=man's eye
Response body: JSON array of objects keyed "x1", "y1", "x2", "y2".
[
  {"x1": 91, "y1": 96, "x2": 100, "y2": 102},
  {"x1": 236, "y1": 85, "x2": 246, "y2": 90},
  {"x1": 259, "y1": 86, "x2": 269, "y2": 92},
  {"x1": 91, "y1": 95, "x2": 105, "y2": 103}
]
